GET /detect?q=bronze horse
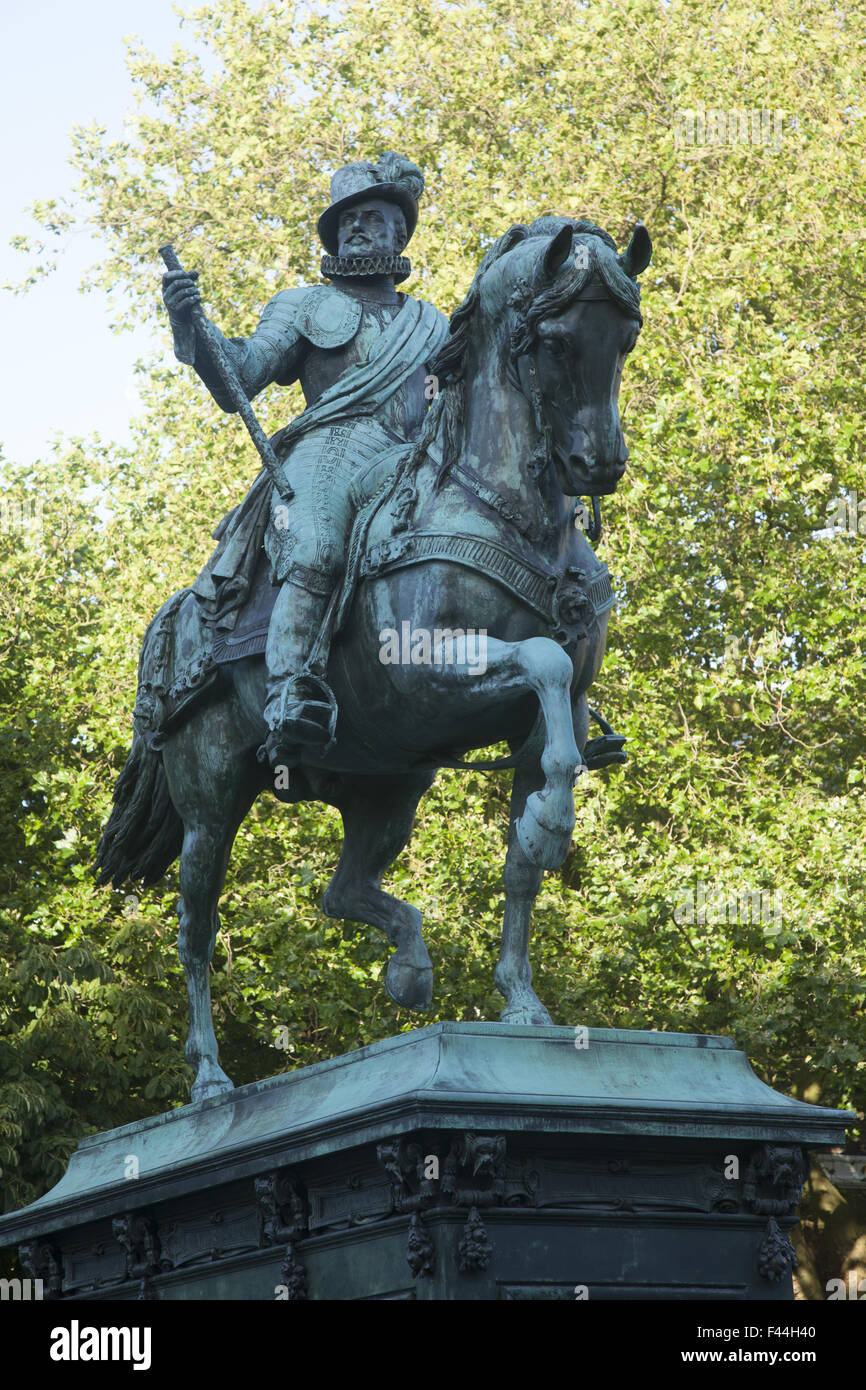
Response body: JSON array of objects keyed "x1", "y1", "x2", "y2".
[{"x1": 96, "y1": 216, "x2": 651, "y2": 1101}]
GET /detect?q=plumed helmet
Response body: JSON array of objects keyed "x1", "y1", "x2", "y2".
[{"x1": 317, "y1": 152, "x2": 424, "y2": 255}]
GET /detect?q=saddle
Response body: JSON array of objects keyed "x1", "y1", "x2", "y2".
[{"x1": 205, "y1": 462, "x2": 619, "y2": 670}]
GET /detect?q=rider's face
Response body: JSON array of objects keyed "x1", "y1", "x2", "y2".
[{"x1": 337, "y1": 199, "x2": 403, "y2": 257}]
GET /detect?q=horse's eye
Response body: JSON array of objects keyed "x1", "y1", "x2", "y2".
[{"x1": 542, "y1": 337, "x2": 569, "y2": 356}]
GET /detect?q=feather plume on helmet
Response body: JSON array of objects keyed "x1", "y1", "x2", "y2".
[{"x1": 317, "y1": 152, "x2": 425, "y2": 258}]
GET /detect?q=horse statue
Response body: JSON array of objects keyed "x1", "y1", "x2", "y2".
[{"x1": 95, "y1": 215, "x2": 651, "y2": 1102}]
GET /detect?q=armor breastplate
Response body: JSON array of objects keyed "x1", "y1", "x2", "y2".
[{"x1": 298, "y1": 298, "x2": 429, "y2": 442}]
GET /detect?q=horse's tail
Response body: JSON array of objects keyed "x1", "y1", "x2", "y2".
[
  {"x1": 94, "y1": 734, "x2": 183, "y2": 888},
  {"x1": 94, "y1": 593, "x2": 188, "y2": 889}
]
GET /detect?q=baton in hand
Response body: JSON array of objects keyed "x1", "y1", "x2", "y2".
[{"x1": 159, "y1": 244, "x2": 291, "y2": 499}]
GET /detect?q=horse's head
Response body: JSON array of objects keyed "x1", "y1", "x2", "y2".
[{"x1": 472, "y1": 217, "x2": 651, "y2": 497}]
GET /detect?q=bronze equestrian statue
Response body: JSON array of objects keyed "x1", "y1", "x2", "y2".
[
  {"x1": 161, "y1": 152, "x2": 448, "y2": 771},
  {"x1": 96, "y1": 153, "x2": 652, "y2": 1102}
]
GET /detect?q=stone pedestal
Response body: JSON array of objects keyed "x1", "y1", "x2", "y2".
[{"x1": 0, "y1": 1024, "x2": 852, "y2": 1300}]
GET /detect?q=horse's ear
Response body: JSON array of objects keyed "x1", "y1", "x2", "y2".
[
  {"x1": 619, "y1": 223, "x2": 652, "y2": 278},
  {"x1": 542, "y1": 225, "x2": 573, "y2": 279}
]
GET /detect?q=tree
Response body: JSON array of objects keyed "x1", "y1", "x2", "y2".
[{"x1": 2, "y1": 0, "x2": 864, "y2": 1293}]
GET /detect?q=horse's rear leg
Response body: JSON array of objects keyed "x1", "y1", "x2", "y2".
[
  {"x1": 321, "y1": 771, "x2": 436, "y2": 1010},
  {"x1": 164, "y1": 724, "x2": 259, "y2": 1102}
]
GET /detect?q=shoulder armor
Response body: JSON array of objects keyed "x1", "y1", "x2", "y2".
[
  {"x1": 262, "y1": 285, "x2": 362, "y2": 349},
  {"x1": 296, "y1": 285, "x2": 363, "y2": 348}
]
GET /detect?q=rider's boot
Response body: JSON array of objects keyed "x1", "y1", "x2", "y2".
[{"x1": 261, "y1": 580, "x2": 334, "y2": 775}]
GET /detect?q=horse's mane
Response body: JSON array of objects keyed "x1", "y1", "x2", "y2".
[{"x1": 399, "y1": 225, "x2": 528, "y2": 487}]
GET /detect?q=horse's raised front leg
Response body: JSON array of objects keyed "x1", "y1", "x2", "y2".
[
  {"x1": 509, "y1": 639, "x2": 581, "y2": 868},
  {"x1": 163, "y1": 715, "x2": 259, "y2": 1102},
  {"x1": 432, "y1": 634, "x2": 581, "y2": 869},
  {"x1": 321, "y1": 770, "x2": 436, "y2": 1010}
]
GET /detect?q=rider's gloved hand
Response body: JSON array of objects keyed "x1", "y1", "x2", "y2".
[
  {"x1": 161, "y1": 269, "x2": 201, "y2": 364},
  {"x1": 162, "y1": 268, "x2": 201, "y2": 322}
]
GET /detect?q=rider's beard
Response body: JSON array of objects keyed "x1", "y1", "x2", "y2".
[{"x1": 321, "y1": 251, "x2": 411, "y2": 282}]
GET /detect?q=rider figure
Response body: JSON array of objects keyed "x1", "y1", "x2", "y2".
[{"x1": 162, "y1": 153, "x2": 448, "y2": 770}]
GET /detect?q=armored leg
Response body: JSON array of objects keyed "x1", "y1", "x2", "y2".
[
  {"x1": 262, "y1": 417, "x2": 402, "y2": 768},
  {"x1": 262, "y1": 578, "x2": 335, "y2": 767}
]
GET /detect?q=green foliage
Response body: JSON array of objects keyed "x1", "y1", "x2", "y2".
[{"x1": 2, "y1": 0, "x2": 864, "y2": 1243}]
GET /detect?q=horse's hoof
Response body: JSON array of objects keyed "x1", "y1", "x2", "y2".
[
  {"x1": 385, "y1": 957, "x2": 433, "y2": 1011},
  {"x1": 500, "y1": 1001, "x2": 554, "y2": 1026},
  {"x1": 516, "y1": 790, "x2": 573, "y2": 869},
  {"x1": 190, "y1": 1066, "x2": 235, "y2": 1104}
]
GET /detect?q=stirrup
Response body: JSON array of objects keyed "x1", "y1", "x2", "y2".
[
  {"x1": 266, "y1": 671, "x2": 338, "y2": 754},
  {"x1": 582, "y1": 706, "x2": 627, "y2": 771}
]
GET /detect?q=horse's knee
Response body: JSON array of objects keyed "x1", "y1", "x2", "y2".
[{"x1": 518, "y1": 636, "x2": 574, "y2": 689}]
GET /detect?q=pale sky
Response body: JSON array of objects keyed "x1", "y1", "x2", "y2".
[{"x1": 0, "y1": 0, "x2": 208, "y2": 467}]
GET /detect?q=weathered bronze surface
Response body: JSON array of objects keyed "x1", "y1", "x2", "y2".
[{"x1": 96, "y1": 151, "x2": 654, "y2": 1103}]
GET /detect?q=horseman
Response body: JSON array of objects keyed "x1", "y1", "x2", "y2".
[{"x1": 162, "y1": 152, "x2": 449, "y2": 771}]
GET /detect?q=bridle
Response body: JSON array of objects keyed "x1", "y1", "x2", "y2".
[
  {"x1": 508, "y1": 333, "x2": 605, "y2": 545},
  {"x1": 506, "y1": 272, "x2": 642, "y2": 546}
]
